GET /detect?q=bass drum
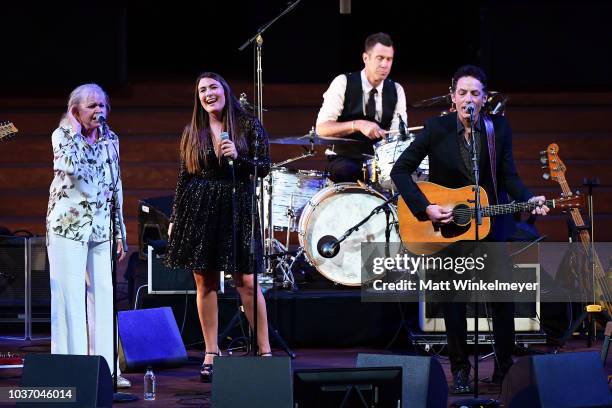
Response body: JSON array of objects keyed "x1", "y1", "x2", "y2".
[{"x1": 298, "y1": 183, "x2": 400, "y2": 286}]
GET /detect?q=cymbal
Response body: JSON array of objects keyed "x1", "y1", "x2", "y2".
[
  {"x1": 412, "y1": 91, "x2": 502, "y2": 108},
  {"x1": 411, "y1": 94, "x2": 451, "y2": 108},
  {"x1": 269, "y1": 134, "x2": 358, "y2": 145}
]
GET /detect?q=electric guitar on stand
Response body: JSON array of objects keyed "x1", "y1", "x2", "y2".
[
  {"x1": 0, "y1": 121, "x2": 18, "y2": 142},
  {"x1": 541, "y1": 143, "x2": 612, "y2": 316}
]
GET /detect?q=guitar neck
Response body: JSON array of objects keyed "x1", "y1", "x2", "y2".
[{"x1": 479, "y1": 199, "x2": 554, "y2": 218}]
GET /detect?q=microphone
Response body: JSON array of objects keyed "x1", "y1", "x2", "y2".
[
  {"x1": 397, "y1": 113, "x2": 407, "y2": 141},
  {"x1": 219, "y1": 131, "x2": 233, "y2": 166},
  {"x1": 317, "y1": 235, "x2": 340, "y2": 258},
  {"x1": 95, "y1": 113, "x2": 109, "y2": 139},
  {"x1": 95, "y1": 113, "x2": 107, "y2": 124},
  {"x1": 466, "y1": 104, "x2": 475, "y2": 114}
]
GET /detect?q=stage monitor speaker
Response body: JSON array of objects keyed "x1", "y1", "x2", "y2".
[
  {"x1": 118, "y1": 306, "x2": 187, "y2": 372},
  {"x1": 357, "y1": 353, "x2": 447, "y2": 408},
  {"x1": 502, "y1": 351, "x2": 612, "y2": 408},
  {"x1": 138, "y1": 196, "x2": 173, "y2": 260},
  {"x1": 212, "y1": 356, "x2": 292, "y2": 408},
  {"x1": 293, "y1": 366, "x2": 402, "y2": 408},
  {"x1": 419, "y1": 263, "x2": 541, "y2": 332},
  {"x1": 20, "y1": 353, "x2": 112, "y2": 408}
]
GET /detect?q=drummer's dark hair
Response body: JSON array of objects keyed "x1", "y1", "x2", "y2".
[
  {"x1": 451, "y1": 65, "x2": 488, "y2": 92},
  {"x1": 364, "y1": 32, "x2": 393, "y2": 52}
]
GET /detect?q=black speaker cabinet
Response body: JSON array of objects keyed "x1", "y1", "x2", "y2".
[
  {"x1": 357, "y1": 353, "x2": 447, "y2": 408},
  {"x1": 212, "y1": 356, "x2": 292, "y2": 408},
  {"x1": 20, "y1": 354, "x2": 113, "y2": 407},
  {"x1": 502, "y1": 351, "x2": 612, "y2": 408}
]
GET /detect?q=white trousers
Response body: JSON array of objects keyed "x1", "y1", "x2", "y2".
[{"x1": 47, "y1": 234, "x2": 118, "y2": 375}]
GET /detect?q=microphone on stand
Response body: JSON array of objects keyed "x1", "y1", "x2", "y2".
[
  {"x1": 466, "y1": 104, "x2": 475, "y2": 114},
  {"x1": 95, "y1": 113, "x2": 107, "y2": 125},
  {"x1": 317, "y1": 235, "x2": 340, "y2": 258},
  {"x1": 219, "y1": 131, "x2": 234, "y2": 166},
  {"x1": 95, "y1": 113, "x2": 109, "y2": 139}
]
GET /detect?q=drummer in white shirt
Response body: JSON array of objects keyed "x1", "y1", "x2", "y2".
[{"x1": 315, "y1": 32, "x2": 408, "y2": 183}]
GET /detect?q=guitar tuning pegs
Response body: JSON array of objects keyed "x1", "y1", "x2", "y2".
[
  {"x1": 539, "y1": 150, "x2": 547, "y2": 155},
  {"x1": 542, "y1": 173, "x2": 550, "y2": 180},
  {"x1": 540, "y1": 156, "x2": 548, "y2": 165}
]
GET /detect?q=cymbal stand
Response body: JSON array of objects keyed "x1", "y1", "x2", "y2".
[
  {"x1": 272, "y1": 127, "x2": 317, "y2": 169},
  {"x1": 263, "y1": 128, "x2": 316, "y2": 280}
]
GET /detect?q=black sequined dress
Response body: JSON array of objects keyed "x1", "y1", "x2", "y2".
[{"x1": 164, "y1": 116, "x2": 270, "y2": 282}]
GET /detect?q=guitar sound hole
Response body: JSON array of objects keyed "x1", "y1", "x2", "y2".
[{"x1": 452, "y1": 204, "x2": 472, "y2": 226}]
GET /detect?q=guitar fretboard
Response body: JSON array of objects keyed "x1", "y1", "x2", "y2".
[{"x1": 479, "y1": 199, "x2": 555, "y2": 217}]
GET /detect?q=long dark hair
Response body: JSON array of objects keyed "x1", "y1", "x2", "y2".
[{"x1": 180, "y1": 72, "x2": 249, "y2": 173}]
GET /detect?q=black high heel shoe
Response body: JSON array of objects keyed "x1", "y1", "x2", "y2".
[{"x1": 200, "y1": 351, "x2": 220, "y2": 383}]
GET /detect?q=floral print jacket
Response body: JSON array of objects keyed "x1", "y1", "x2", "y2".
[{"x1": 46, "y1": 125, "x2": 126, "y2": 243}]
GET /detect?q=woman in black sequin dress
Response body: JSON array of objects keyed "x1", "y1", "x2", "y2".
[{"x1": 165, "y1": 72, "x2": 272, "y2": 382}]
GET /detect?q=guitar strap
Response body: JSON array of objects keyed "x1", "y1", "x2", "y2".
[{"x1": 483, "y1": 114, "x2": 498, "y2": 203}]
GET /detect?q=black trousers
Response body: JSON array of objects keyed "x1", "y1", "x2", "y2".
[{"x1": 442, "y1": 301, "x2": 515, "y2": 375}]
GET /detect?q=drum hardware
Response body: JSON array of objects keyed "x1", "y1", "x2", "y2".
[
  {"x1": 298, "y1": 183, "x2": 402, "y2": 286},
  {"x1": 317, "y1": 190, "x2": 398, "y2": 258},
  {"x1": 270, "y1": 130, "x2": 360, "y2": 146},
  {"x1": 272, "y1": 127, "x2": 317, "y2": 169},
  {"x1": 412, "y1": 91, "x2": 506, "y2": 115},
  {"x1": 412, "y1": 94, "x2": 452, "y2": 108},
  {"x1": 366, "y1": 133, "x2": 429, "y2": 191}
]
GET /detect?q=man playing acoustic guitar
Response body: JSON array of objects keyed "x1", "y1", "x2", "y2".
[{"x1": 391, "y1": 65, "x2": 549, "y2": 394}]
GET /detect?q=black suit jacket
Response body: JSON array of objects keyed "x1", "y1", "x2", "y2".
[{"x1": 390, "y1": 112, "x2": 532, "y2": 241}]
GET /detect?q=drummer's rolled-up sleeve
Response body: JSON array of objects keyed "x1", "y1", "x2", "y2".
[
  {"x1": 316, "y1": 74, "x2": 347, "y2": 125},
  {"x1": 388, "y1": 83, "x2": 408, "y2": 132}
]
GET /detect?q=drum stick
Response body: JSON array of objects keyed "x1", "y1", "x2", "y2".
[{"x1": 383, "y1": 126, "x2": 424, "y2": 135}]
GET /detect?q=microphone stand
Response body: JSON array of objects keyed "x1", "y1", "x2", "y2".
[
  {"x1": 322, "y1": 192, "x2": 399, "y2": 259},
  {"x1": 102, "y1": 126, "x2": 137, "y2": 403},
  {"x1": 250, "y1": 135, "x2": 260, "y2": 356},
  {"x1": 239, "y1": 0, "x2": 302, "y2": 274},
  {"x1": 455, "y1": 110, "x2": 495, "y2": 407}
]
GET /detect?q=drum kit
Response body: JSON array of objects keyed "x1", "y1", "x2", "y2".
[
  {"x1": 258, "y1": 89, "x2": 508, "y2": 288},
  {"x1": 261, "y1": 127, "x2": 429, "y2": 287}
]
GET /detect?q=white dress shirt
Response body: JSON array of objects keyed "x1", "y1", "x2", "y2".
[{"x1": 316, "y1": 69, "x2": 408, "y2": 132}]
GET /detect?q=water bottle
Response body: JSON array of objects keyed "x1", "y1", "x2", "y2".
[{"x1": 144, "y1": 366, "x2": 156, "y2": 401}]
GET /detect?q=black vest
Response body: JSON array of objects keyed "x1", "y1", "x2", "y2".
[{"x1": 334, "y1": 72, "x2": 398, "y2": 159}]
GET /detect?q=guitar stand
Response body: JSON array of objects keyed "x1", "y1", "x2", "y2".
[
  {"x1": 558, "y1": 177, "x2": 610, "y2": 347},
  {"x1": 558, "y1": 305, "x2": 611, "y2": 348}
]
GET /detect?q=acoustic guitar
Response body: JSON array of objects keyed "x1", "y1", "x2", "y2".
[{"x1": 397, "y1": 181, "x2": 583, "y2": 253}]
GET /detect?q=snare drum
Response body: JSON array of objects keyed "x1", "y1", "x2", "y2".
[
  {"x1": 262, "y1": 167, "x2": 327, "y2": 231},
  {"x1": 370, "y1": 134, "x2": 429, "y2": 190},
  {"x1": 298, "y1": 183, "x2": 401, "y2": 286}
]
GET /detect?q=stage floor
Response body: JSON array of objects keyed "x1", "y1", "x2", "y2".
[{"x1": 1, "y1": 336, "x2": 611, "y2": 407}]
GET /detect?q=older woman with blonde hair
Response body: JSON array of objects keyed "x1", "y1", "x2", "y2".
[{"x1": 46, "y1": 83, "x2": 130, "y2": 387}]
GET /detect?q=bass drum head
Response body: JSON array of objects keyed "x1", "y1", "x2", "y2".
[{"x1": 298, "y1": 183, "x2": 400, "y2": 286}]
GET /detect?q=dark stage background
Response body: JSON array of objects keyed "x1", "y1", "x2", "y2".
[{"x1": 2, "y1": 1, "x2": 612, "y2": 90}]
